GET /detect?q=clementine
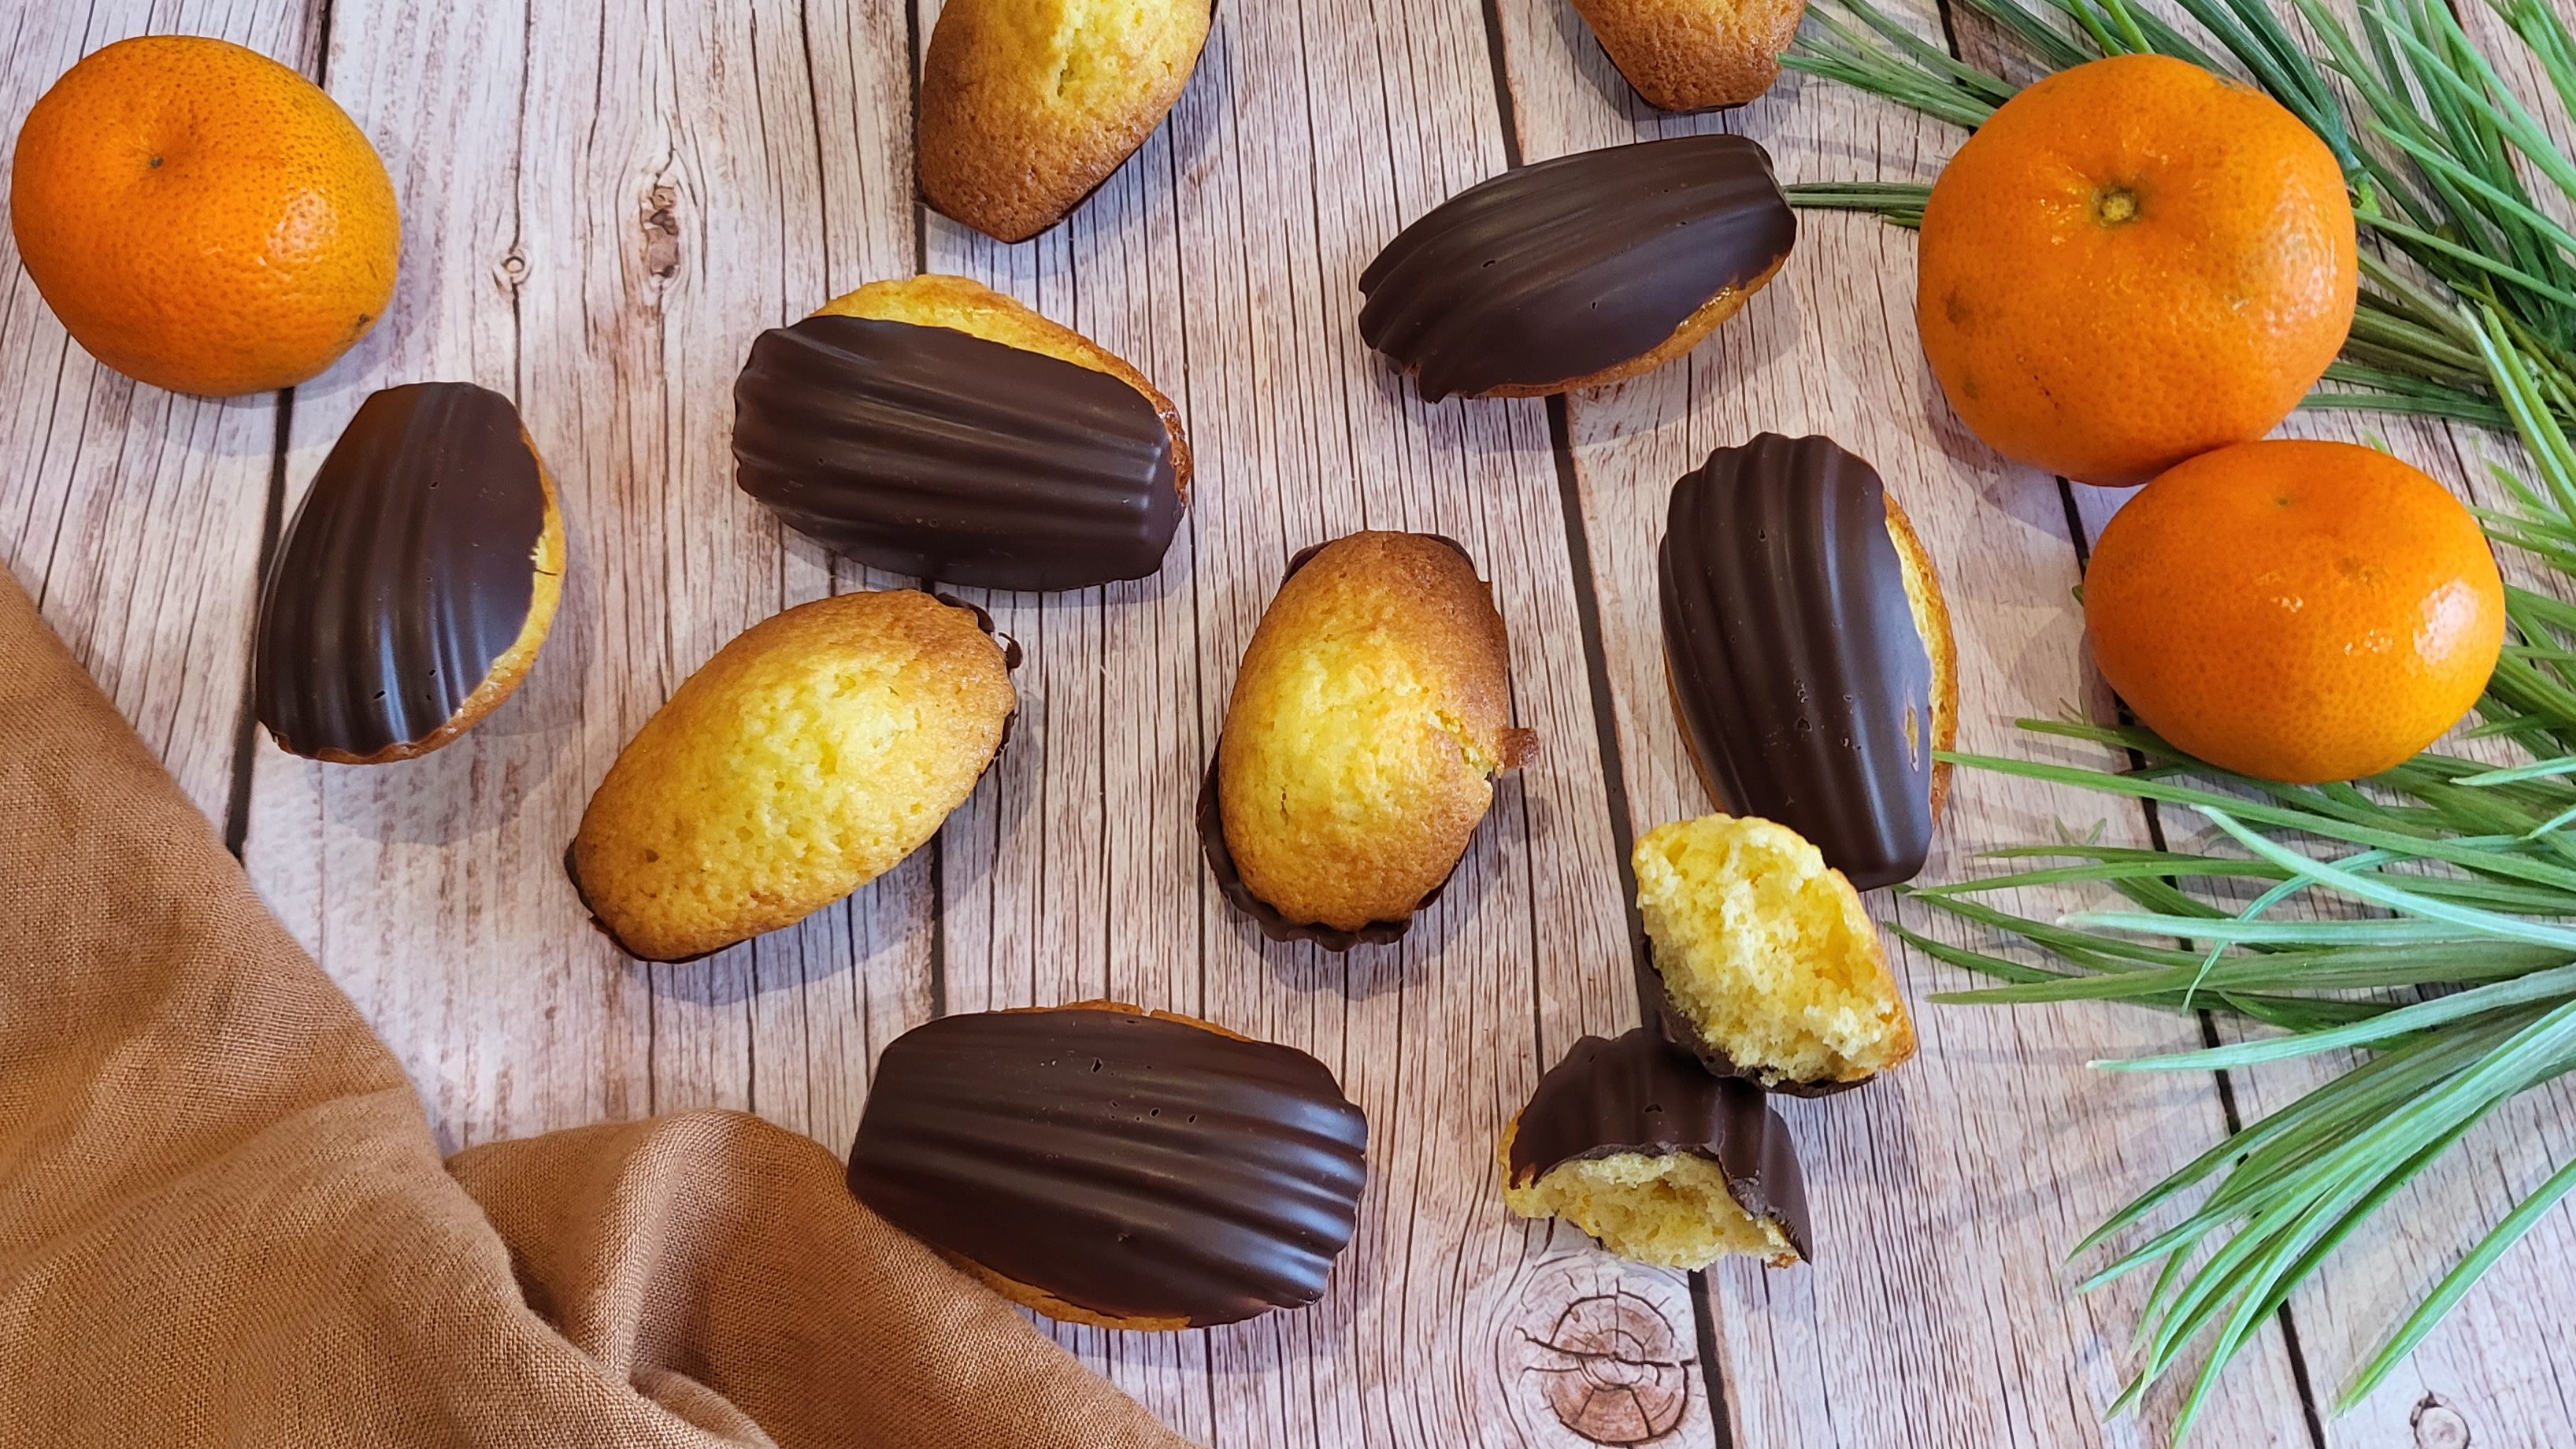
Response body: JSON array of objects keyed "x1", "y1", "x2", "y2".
[
  {"x1": 1915, "y1": 54, "x2": 2356, "y2": 487},
  {"x1": 9, "y1": 35, "x2": 399, "y2": 396},
  {"x1": 2083, "y1": 440, "x2": 2504, "y2": 784}
]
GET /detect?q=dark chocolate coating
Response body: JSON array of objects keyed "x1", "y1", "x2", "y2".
[
  {"x1": 1659, "y1": 433, "x2": 1936, "y2": 891},
  {"x1": 847, "y1": 1006, "x2": 1369, "y2": 1325},
  {"x1": 1356, "y1": 134, "x2": 1794, "y2": 401},
  {"x1": 1510, "y1": 1028, "x2": 1810, "y2": 1262},
  {"x1": 733, "y1": 314, "x2": 1181, "y2": 591},
  {"x1": 254, "y1": 383, "x2": 547, "y2": 759}
]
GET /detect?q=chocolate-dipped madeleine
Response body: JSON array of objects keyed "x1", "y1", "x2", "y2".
[
  {"x1": 734, "y1": 275, "x2": 1189, "y2": 592},
  {"x1": 1660, "y1": 432, "x2": 1958, "y2": 890},
  {"x1": 569, "y1": 589, "x2": 1015, "y2": 962},
  {"x1": 1573, "y1": 0, "x2": 1811, "y2": 112},
  {"x1": 1212, "y1": 532, "x2": 1536, "y2": 943},
  {"x1": 254, "y1": 382, "x2": 564, "y2": 764},
  {"x1": 1357, "y1": 135, "x2": 1794, "y2": 401},
  {"x1": 848, "y1": 1002, "x2": 1369, "y2": 1330},
  {"x1": 1501, "y1": 1028, "x2": 1808, "y2": 1268},
  {"x1": 918, "y1": 0, "x2": 1212, "y2": 242},
  {"x1": 1634, "y1": 812, "x2": 1916, "y2": 1094}
]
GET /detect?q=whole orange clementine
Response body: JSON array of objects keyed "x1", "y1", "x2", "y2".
[
  {"x1": 1916, "y1": 54, "x2": 2356, "y2": 487},
  {"x1": 9, "y1": 35, "x2": 399, "y2": 396},
  {"x1": 2084, "y1": 440, "x2": 2503, "y2": 784}
]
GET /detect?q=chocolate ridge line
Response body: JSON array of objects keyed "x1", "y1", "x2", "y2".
[
  {"x1": 732, "y1": 313, "x2": 1183, "y2": 591},
  {"x1": 1658, "y1": 432, "x2": 1937, "y2": 892},
  {"x1": 846, "y1": 1005, "x2": 1368, "y2": 1325}
]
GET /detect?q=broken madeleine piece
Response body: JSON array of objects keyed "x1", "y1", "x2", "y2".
[
  {"x1": 1501, "y1": 1028, "x2": 1809, "y2": 1269},
  {"x1": 1633, "y1": 812, "x2": 1916, "y2": 1094}
]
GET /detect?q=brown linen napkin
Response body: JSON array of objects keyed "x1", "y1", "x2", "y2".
[{"x1": 0, "y1": 570, "x2": 1188, "y2": 1449}]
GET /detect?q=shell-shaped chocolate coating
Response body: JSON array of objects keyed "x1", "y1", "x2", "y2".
[
  {"x1": 1509, "y1": 1028, "x2": 1810, "y2": 1261},
  {"x1": 733, "y1": 315, "x2": 1181, "y2": 591},
  {"x1": 254, "y1": 383, "x2": 550, "y2": 761},
  {"x1": 847, "y1": 1006, "x2": 1370, "y2": 1326},
  {"x1": 1659, "y1": 434, "x2": 1937, "y2": 891},
  {"x1": 1357, "y1": 134, "x2": 1794, "y2": 401}
]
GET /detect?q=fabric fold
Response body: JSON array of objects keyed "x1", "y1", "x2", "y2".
[{"x1": 0, "y1": 570, "x2": 1185, "y2": 1449}]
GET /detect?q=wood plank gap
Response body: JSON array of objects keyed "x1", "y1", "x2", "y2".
[
  {"x1": 1546, "y1": 389, "x2": 1659, "y2": 1018},
  {"x1": 2054, "y1": 473, "x2": 2333, "y2": 1449},
  {"x1": 1688, "y1": 1266, "x2": 1737, "y2": 1449},
  {"x1": 905, "y1": 0, "x2": 926, "y2": 283},
  {"x1": 310, "y1": 0, "x2": 336, "y2": 86},
  {"x1": 902, "y1": 0, "x2": 944, "y2": 1023},
  {"x1": 221, "y1": 389, "x2": 293, "y2": 861},
  {"x1": 1981, "y1": 0, "x2": 2337, "y2": 1400},
  {"x1": 225, "y1": 0, "x2": 338, "y2": 859},
  {"x1": 1483, "y1": 0, "x2": 1744, "y2": 1402},
  {"x1": 1161, "y1": 120, "x2": 1211, "y2": 1034},
  {"x1": 1476, "y1": 0, "x2": 1525, "y2": 167},
  {"x1": 1543, "y1": 289, "x2": 1737, "y2": 1449}
]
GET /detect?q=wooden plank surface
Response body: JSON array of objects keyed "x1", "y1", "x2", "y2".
[
  {"x1": 4, "y1": 0, "x2": 2574, "y2": 1444},
  {"x1": 910, "y1": 0, "x2": 1658, "y2": 1438},
  {"x1": 1486, "y1": 5, "x2": 2316, "y2": 1443}
]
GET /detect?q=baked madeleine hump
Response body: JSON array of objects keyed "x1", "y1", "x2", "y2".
[
  {"x1": 1215, "y1": 532, "x2": 1536, "y2": 935},
  {"x1": 570, "y1": 590, "x2": 1016, "y2": 961}
]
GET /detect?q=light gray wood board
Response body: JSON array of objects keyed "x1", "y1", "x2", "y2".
[
  {"x1": 237, "y1": 0, "x2": 928, "y2": 1157},
  {"x1": 0, "y1": 1, "x2": 321, "y2": 824},
  {"x1": 909, "y1": 0, "x2": 1680, "y2": 1441},
  {"x1": 1490, "y1": 0, "x2": 2317, "y2": 1442}
]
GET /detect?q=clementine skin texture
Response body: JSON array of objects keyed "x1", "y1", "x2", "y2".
[
  {"x1": 1915, "y1": 54, "x2": 2357, "y2": 487},
  {"x1": 2083, "y1": 440, "x2": 2504, "y2": 784},
  {"x1": 9, "y1": 35, "x2": 400, "y2": 397}
]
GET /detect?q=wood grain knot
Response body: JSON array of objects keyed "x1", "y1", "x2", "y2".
[
  {"x1": 1520, "y1": 1290, "x2": 1692, "y2": 1445},
  {"x1": 640, "y1": 183, "x2": 682, "y2": 280},
  {"x1": 2412, "y1": 1394, "x2": 2472, "y2": 1449}
]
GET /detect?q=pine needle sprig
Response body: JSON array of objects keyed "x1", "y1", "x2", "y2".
[
  {"x1": 1891, "y1": 324, "x2": 2576, "y2": 1437},
  {"x1": 1783, "y1": 0, "x2": 2576, "y2": 1429}
]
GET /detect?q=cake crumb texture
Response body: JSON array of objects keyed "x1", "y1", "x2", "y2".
[
  {"x1": 1499, "y1": 1127, "x2": 1798, "y2": 1269},
  {"x1": 572, "y1": 590, "x2": 1016, "y2": 961},
  {"x1": 1633, "y1": 812, "x2": 1915, "y2": 1087}
]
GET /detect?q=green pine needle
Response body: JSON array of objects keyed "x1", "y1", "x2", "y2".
[{"x1": 1777, "y1": 0, "x2": 2576, "y2": 1435}]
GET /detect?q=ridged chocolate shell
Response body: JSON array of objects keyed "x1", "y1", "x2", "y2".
[
  {"x1": 1659, "y1": 433, "x2": 1936, "y2": 891},
  {"x1": 847, "y1": 1006, "x2": 1370, "y2": 1326},
  {"x1": 1509, "y1": 1028, "x2": 1810, "y2": 1262},
  {"x1": 254, "y1": 383, "x2": 550, "y2": 761},
  {"x1": 1356, "y1": 134, "x2": 1794, "y2": 401},
  {"x1": 732, "y1": 315, "x2": 1181, "y2": 591}
]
